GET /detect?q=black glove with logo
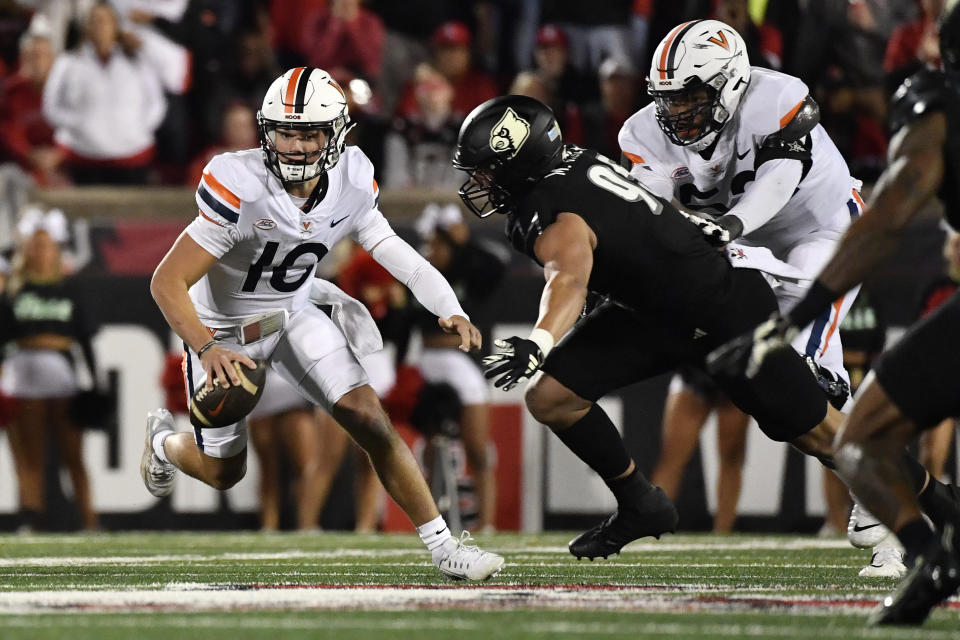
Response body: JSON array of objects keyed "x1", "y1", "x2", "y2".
[
  {"x1": 482, "y1": 336, "x2": 545, "y2": 391},
  {"x1": 678, "y1": 211, "x2": 743, "y2": 247}
]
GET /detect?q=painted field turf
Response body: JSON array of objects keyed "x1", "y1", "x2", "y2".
[{"x1": 1, "y1": 532, "x2": 957, "y2": 639}]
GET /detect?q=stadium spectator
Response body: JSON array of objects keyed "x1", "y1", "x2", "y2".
[
  {"x1": 884, "y1": 0, "x2": 945, "y2": 91},
  {"x1": 247, "y1": 372, "x2": 326, "y2": 531},
  {"x1": 412, "y1": 204, "x2": 507, "y2": 532},
  {"x1": 650, "y1": 368, "x2": 750, "y2": 533},
  {"x1": 0, "y1": 225, "x2": 100, "y2": 532},
  {"x1": 582, "y1": 57, "x2": 641, "y2": 160},
  {"x1": 335, "y1": 71, "x2": 388, "y2": 175},
  {"x1": 526, "y1": 24, "x2": 591, "y2": 144},
  {"x1": 185, "y1": 101, "x2": 258, "y2": 186},
  {"x1": 270, "y1": 0, "x2": 327, "y2": 68},
  {"x1": 712, "y1": 0, "x2": 783, "y2": 70},
  {"x1": 383, "y1": 64, "x2": 462, "y2": 189},
  {"x1": 539, "y1": 0, "x2": 647, "y2": 72},
  {"x1": 395, "y1": 21, "x2": 498, "y2": 121},
  {"x1": 299, "y1": 0, "x2": 386, "y2": 83},
  {"x1": 42, "y1": 2, "x2": 166, "y2": 184},
  {"x1": 0, "y1": 29, "x2": 68, "y2": 186}
]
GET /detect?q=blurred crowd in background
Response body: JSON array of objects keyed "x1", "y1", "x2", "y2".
[
  {"x1": 0, "y1": 0, "x2": 955, "y2": 534},
  {"x1": 0, "y1": 0, "x2": 948, "y2": 189}
]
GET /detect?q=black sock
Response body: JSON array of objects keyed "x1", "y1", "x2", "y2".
[
  {"x1": 552, "y1": 404, "x2": 633, "y2": 479},
  {"x1": 896, "y1": 517, "x2": 935, "y2": 560},
  {"x1": 904, "y1": 454, "x2": 960, "y2": 528},
  {"x1": 18, "y1": 508, "x2": 42, "y2": 531},
  {"x1": 605, "y1": 466, "x2": 655, "y2": 505}
]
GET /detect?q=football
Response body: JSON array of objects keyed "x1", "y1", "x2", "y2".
[{"x1": 189, "y1": 360, "x2": 267, "y2": 429}]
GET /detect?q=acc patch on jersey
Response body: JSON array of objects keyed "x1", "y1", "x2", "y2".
[{"x1": 254, "y1": 218, "x2": 276, "y2": 231}]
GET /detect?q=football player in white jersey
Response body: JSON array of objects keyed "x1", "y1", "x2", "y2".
[
  {"x1": 619, "y1": 20, "x2": 893, "y2": 573},
  {"x1": 141, "y1": 67, "x2": 503, "y2": 581}
]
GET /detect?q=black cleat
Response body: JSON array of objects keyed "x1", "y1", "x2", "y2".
[
  {"x1": 568, "y1": 487, "x2": 679, "y2": 560},
  {"x1": 868, "y1": 524, "x2": 960, "y2": 626}
]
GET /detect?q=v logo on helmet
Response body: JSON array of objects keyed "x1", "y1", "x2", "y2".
[
  {"x1": 706, "y1": 31, "x2": 729, "y2": 50},
  {"x1": 489, "y1": 108, "x2": 531, "y2": 158}
]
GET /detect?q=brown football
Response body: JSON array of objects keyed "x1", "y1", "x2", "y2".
[{"x1": 189, "y1": 360, "x2": 267, "y2": 429}]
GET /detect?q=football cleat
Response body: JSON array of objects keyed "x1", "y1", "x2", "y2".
[
  {"x1": 848, "y1": 501, "x2": 891, "y2": 549},
  {"x1": 434, "y1": 531, "x2": 505, "y2": 581},
  {"x1": 860, "y1": 542, "x2": 907, "y2": 579},
  {"x1": 868, "y1": 524, "x2": 960, "y2": 626},
  {"x1": 568, "y1": 487, "x2": 679, "y2": 560},
  {"x1": 141, "y1": 409, "x2": 176, "y2": 498}
]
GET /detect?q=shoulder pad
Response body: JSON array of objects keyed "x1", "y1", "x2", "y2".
[
  {"x1": 339, "y1": 146, "x2": 379, "y2": 209},
  {"x1": 202, "y1": 151, "x2": 265, "y2": 204},
  {"x1": 889, "y1": 69, "x2": 955, "y2": 132},
  {"x1": 777, "y1": 95, "x2": 819, "y2": 142}
]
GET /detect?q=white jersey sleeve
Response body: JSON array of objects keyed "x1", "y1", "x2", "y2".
[
  {"x1": 338, "y1": 148, "x2": 397, "y2": 251},
  {"x1": 618, "y1": 108, "x2": 676, "y2": 201},
  {"x1": 186, "y1": 153, "x2": 263, "y2": 258},
  {"x1": 739, "y1": 72, "x2": 810, "y2": 139}
]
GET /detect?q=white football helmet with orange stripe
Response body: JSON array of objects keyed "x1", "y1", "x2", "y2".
[
  {"x1": 257, "y1": 67, "x2": 352, "y2": 183},
  {"x1": 648, "y1": 19, "x2": 750, "y2": 152}
]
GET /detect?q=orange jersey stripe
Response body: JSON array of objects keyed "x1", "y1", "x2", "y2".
[
  {"x1": 779, "y1": 99, "x2": 806, "y2": 129},
  {"x1": 819, "y1": 296, "x2": 845, "y2": 356},
  {"x1": 199, "y1": 210, "x2": 225, "y2": 226},
  {"x1": 658, "y1": 22, "x2": 692, "y2": 80},
  {"x1": 202, "y1": 171, "x2": 241, "y2": 209},
  {"x1": 622, "y1": 151, "x2": 644, "y2": 165},
  {"x1": 852, "y1": 188, "x2": 865, "y2": 209},
  {"x1": 372, "y1": 177, "x2": 379, "y2": 194},
  {"x1": 284, "y1": 67, "x2": 305, "y2": 114}
]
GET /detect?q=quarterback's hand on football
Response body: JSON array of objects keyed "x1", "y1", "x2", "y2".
[
  {"x1": 438, "y1": 315, "x2": 482, "y2": 352},
  {"x1": 679, "y1": 211, "x2": 743, "y2": 247},
  {"x1": 706, "y1": 313, "x2": 798, "y2": 379},
  {"x1": 198, "y1": 343, "x2": 258, "y2": 390},
  {"x1": 483, "y1": 336, "x2": 547, "y2": 391}
]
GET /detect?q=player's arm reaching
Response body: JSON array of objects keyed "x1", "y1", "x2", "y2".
[
  {"x1": 709, "y1": 111, "x2": 947, "y2": 376},
  {"x1": 151, "y1": 232, "x2": 257, "y2": 389},
  {"x1": 354, "y1": 210, "x2": 481, "y2": 352},
  {"x1": 718, "y1": 95, "x2": 821, "y2": 242},
  {"x1": 483, "y1": 212, "x2": 595, "y2": 390}
]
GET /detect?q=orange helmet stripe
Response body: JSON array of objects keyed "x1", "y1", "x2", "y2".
[
  {"x1": 658, "y1": 21, "x2": 694, "y2": 80},
  {"x1": 284, "y1": 67, "x2": 305, "y2": 113}
]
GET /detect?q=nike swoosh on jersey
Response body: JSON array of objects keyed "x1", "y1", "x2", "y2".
[
  {"x1": 852, "y1": 523, "x2": 882, "y2": 532},
  {"x1": 736, "y1": 147, "x2": 750, "y2": 160},
  {"x1": 330, "y1": 215, "x2": 350, "y2": 227}
]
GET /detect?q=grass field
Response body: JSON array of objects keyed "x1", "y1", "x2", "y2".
[{"x1": 1, "y1": 531, "x2": 957, "y2": 639}]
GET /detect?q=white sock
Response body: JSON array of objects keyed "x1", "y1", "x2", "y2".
[
  {"x1": 152, "y1": 430, "x2": 173, "y2": 463},
  {"x1": 417, "y1": 516, "x2": 452, "y2": 553}
]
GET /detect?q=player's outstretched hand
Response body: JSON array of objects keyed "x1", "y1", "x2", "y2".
[
  {"x1": 706, "y1": 313, "x2": 798, "y2": 379},
  {"x1": 199, "y1": 343, "x2": 258, "y2": 389},
  {"x1": 482, "y1": 336, "x2": 545, "y2": 391},
  {"x1": 438, "y1": 315, "x2": 482, "y2": 352}
]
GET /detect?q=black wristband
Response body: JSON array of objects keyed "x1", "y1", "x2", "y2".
[
  {"x1": 197, "y1": 340, "x2": 217, "y2": 358},
  {"x1": 787, "y1": 280, "x2": 841, "y2": 328}
]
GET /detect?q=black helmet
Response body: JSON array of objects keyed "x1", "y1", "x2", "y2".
[
  {"x1": 941, "y1": 0, "x2": 960, "y2": 77},
  {"x1": 452, "y1": 95, "x2": 563, "y2": 217}
]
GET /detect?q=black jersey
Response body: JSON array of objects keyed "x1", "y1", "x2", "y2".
[
  {"x1": 1, "y1": 279, "x2": 95, "y2": 344},
  {"x1": 506, "y1": 146, "x2": 732, "y2": 319},
  {"x1": 889, "y1": 69, "x2": 960, "y2": 229}
]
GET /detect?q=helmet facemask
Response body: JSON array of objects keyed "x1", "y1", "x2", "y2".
[
  {"x1": 453, "y1": 160, "x2": 514, "y2": 218},
  {"x1": 258, "y1": 113, "x2": 352, "y2": 184},
  {"x1": 650, "y1": 74, "x2": 729, "y2": 150}
]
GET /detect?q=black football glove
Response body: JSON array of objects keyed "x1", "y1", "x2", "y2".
[
  {"x1": 482, "y1": 336, "x2": 545, "y2": 391},
  {"x1": 706, "y1": 312, "x2": 799, "y2": 379}
]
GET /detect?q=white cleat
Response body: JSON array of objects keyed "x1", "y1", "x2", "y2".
[
  {"x1": 141, "y1": 409, "x2": 176, "y2": 497},
  {"x1": 848, "y1": 501, "x2": 891, "y2": 549},
  {"x1": 433, "y1": 531, "x2": 505, "y2": 581},
  {"x1": 859, "y1": 541, "x2": 907, "y2": 579}
]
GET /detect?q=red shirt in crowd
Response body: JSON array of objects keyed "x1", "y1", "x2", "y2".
[
  {"x1": 884, "y1": 18, "x2": 940, "y2": 72},
  {"x1": 0, "y1": 73, "x2": 55, "y2": 171},
  {"x1": 395, "y1": 69, "x2": 498, "y2": 121},
  {"x1": 299, "y1": 6, "x2": 385, "y2": 80}
]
